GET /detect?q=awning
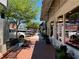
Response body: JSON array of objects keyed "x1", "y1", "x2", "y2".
[{"x1": 56, "y1": 0, "x2": 79, "y2": 18}]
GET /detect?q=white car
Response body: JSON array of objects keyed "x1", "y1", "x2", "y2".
[{"x1": 9, "y1": 29, "x2": 26, "y2": 39}]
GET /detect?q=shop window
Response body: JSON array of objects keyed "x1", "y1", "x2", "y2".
[
  {"x1": 65, "y1": 20, "x2": 79, "y2": 49},
  {"x1": 65, "y1": 6, "x2": 79, "y2": 49}
]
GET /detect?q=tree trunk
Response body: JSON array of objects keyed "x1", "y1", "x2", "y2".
[
  {"x1": 16, "y1": 25, "x2": 18, "y2": 38},
  {"x1": 16, "y1": 20, "x2": 20, "y2": 38}
]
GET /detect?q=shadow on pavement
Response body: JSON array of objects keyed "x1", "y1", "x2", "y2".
[
  {"x1": 2, "y1": 47, "x2": 22, "y2": 59},
  {"x1": 31, "y1": 35, "x2": 56, "y2": 59},
  {"x1": 2, "y1": 38, "x2": 32, "y2": 59}
]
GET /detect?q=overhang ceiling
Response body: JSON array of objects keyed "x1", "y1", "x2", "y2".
[{"x1": 41, "y1": 0, "x2": 54, "y2": 20}]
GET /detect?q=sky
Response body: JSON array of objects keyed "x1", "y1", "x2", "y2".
[{"x1": 34, "y1": 0, "x2": 42, "y2": 24}]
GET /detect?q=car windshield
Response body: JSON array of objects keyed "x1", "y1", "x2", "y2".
[{"x1": 17, "y1": 30, "x2": 26, "y2": 32}]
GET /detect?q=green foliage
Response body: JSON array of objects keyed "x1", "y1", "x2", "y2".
[
  {"x1": 6, "y1": 0, "x2": 39, "y2": 20},
  {"x1": 0, "y1": 0, "x2": 40, "y2": 30},
  {"x1": 0, "y1": 4, "x2": 6, "y2": 14},
  {"x1": 27, "y1": 21, "x2": 39, "y2": 29}
]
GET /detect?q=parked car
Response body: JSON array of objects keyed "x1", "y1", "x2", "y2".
[{"x1": 9, "y1": 29, "x2": 26, "y2": 39}]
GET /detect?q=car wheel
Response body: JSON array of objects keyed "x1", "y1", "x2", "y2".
[{"x1": 19, "y1": 35, "x2": 24, "y2": 39}]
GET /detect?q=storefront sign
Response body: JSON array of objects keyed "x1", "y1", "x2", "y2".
[{"x1": 65, "y1": 25, "x2": 78, "y2": 31}]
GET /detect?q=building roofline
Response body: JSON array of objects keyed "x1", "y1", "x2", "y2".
[{"x1": 40, "y1": 0, "x2": 54, "y2": 20}]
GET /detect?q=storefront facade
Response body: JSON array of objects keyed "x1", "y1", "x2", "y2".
[{"x1": 41, "y1": 0, "x2": 79, "y2": 59}]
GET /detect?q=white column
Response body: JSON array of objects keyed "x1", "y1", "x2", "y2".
[
  {"x1": 47, "y1": 21, "x2": 50, "y2": 36},
  {"x1": 52, "y1": 18, "x2": 58, "y2": 47},
  {"x1": 0, "y1": 19, "x2": 7, "y2": 54},
  {"x1": 62, "y1": 14, "x2": 66, "y2": 45},
  {"x1": 47, "y1": 22, "x2": 49, "y2": 35},
  {"x1": 53, "y1": 20, "x2": 57, "y2": 39}
]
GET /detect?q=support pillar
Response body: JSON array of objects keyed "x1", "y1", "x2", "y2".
[
  {"x1": 53, "y1": 20, "x2": 57, "y2": 39},
  {"x1": 47, "y1": 21, "x2": 51, "y2": 36},
  {"x1": 62, "y1": 14, "x2": 66, "y2": 45}
]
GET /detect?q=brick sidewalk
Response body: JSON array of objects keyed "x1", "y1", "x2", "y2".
[{"x1": 2, "y1": 35, "x2": 56, "y2": 59}]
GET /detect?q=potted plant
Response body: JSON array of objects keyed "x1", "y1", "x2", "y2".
[{"x1": 57, "y1": 45, "x2": 74, "y2": 59}]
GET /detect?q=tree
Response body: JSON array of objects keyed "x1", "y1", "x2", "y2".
[
  {"x1": 5, "y1": 0, "x2": 39, "y2": 38},
  {"x1": 6, "y1": 0, "x2": 39, "y2": 20},
  {"x1": 0, "y1": 4, "x2": 6, "y2": 19},
  {"x1": 0, "y1": 4, "x2": 4, "y2": 12}
]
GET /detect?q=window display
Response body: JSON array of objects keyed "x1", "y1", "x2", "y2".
[{"x1": 65, "y1": 19, "x2": 79, "y2": 48}]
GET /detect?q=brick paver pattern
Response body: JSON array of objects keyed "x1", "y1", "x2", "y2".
[{"x1": 2, "y1": 35, "x2": 56, "y2": 59}]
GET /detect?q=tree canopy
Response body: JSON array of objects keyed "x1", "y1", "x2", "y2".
[
  {"x1": 0, "y1": 4, "x2": 4, "y2": 12},
  {"x1": 27, "y1": 21, "x2": 39, "y2": 29},
  {"x1": 0, "y1": 0, "x2": 40, "y2": 29},
  {"x1": 6, "y1": 0, "x2": 39, "y2": 21}
]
